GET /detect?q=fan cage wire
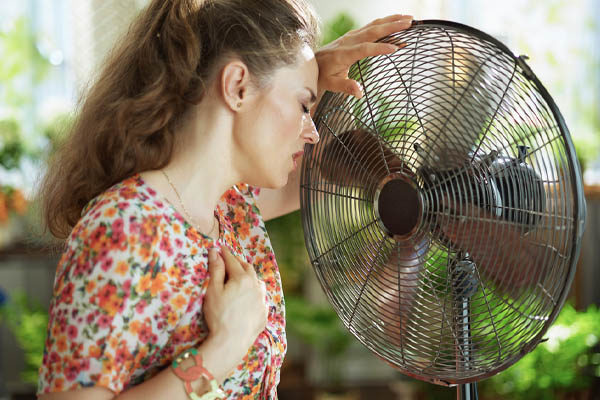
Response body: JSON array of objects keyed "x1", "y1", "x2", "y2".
[{"x1": 299, "y1": 20, "x2": 586, "y2": 385}]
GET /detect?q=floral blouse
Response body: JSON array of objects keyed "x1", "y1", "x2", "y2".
[{"x1": 38, "y1": 174, "x2": 287, "y2": 399}]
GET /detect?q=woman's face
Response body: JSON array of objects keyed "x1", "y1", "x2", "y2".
[{"x1": 234, "y1": 44, "x2": 320, "y2": 189}]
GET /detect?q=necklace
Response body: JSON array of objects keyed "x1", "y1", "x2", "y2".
[{"x1": 161, "y1": 169, "x2": 217, "y2": 236}]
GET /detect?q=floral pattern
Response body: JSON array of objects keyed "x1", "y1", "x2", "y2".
[{"x1": 38, "y1": 174, "x2": 287, "y2": 399}]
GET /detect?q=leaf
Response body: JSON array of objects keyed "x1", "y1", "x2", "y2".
[{"x1": 321, "y1": 12, "x2": 357, "y2": 46}]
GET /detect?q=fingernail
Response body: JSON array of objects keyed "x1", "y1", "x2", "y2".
[{"x1": 357, "y1": 82, "x2": 364, "y2": 94}]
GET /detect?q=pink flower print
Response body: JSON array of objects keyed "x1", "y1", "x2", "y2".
[
  {"x1": 100, "y1": 257, "x2": 113, "y2": 272},
  {"x1": 135, "y1": 300, "x2": 147, "y2": 314},
  {"x1": 67, "y1": 325, "x2": 78, "y2": 340},
  {"x1": 138, "y1": 324, "x2": 152, "y2": 344},
  {"x1": 112, "y1": 218, "x2": 124, "y2": 233},
  {"x1": 97, "y1": 314, "x2": 112, "y2": 329},
  {"x1": 160, "y1": 291, "x2": 170, "y2": 303}
]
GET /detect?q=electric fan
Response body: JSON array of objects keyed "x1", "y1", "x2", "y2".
[{"x1": 300, "y1": 20, "x2": 586, "y2": 399}]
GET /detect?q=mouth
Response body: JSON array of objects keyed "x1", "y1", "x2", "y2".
[{"x1": 292, "y1": 151, "x2": 304, "y2": 170}]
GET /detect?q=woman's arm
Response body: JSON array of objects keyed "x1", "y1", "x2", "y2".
[
  {"x1": 256, "y1": 14, "x2": 413, "y2": 221},
  {"x1": 38, "y1": 334, "x2": 236, "y2": 400},
  {"x1": 39, "y1": 248, "x2": 267, "y2": 400}
]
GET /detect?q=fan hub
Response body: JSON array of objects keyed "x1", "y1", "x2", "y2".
[{"x1": 375, "y1": 173, "x2": 422, "y2": 239}]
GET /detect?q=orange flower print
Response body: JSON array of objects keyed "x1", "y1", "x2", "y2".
[
  {"x1": 56, "y1": 335, "x2": 68, "y2": 353},
  {"x1": 234, "y1": 208, "x2": 246, "y2": 224},
  {"x1": 102, "y1": 356, "x2": 115, "y2": 375},
  {"x1": 115, "y1": 261, "x2": 128, "y2": 276},
  {"x1": 136, "y1": 274, "x2": 152, "y2": 295},
  {"x1": 97, "y1": 283, "x2": 121, "y2": 316},
  {"x1": 85, "y1": 280, "x2": 97, "y2": 293},
  {"x1": 171, "y1": 294, "x2": 187, "y2": 310},
  {"x1": 238, "y1": 223, "x2": 251, "y2": 240},
  {"x1": 167, "y1": 312, "x2": 178, "y2": 327},
  {"x1": 167, "y1": 265, "x2": 180, "y2": 280},
  {"x1": 150, "y1": 273, "x2": 167, "y2": 296},
  {"x1": 53, "y1": 377, "x2": 65, "y2": 391},
  {"x1": 129, "y1": 320, "x2": 142, "y2": 335},
  {"x1": 88, "y1": 345, "x2": 101, "y2": 358}
]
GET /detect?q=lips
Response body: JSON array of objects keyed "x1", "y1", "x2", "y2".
[{"x1": 291, "y1": 151, "x2": 304, "y2": 171}]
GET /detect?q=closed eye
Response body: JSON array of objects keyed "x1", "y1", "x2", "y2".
[{"x1": 302, "y1": 104, "x2": 310, "y2": 114}]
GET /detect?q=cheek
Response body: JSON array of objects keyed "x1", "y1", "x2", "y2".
[{"x1": 273, "y1": 104, "x2": 302, "y2": 140}]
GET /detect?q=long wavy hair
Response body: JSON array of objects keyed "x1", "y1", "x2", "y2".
[{"x1": 39, "y1": 0, "x2": 319, "y2": 240}]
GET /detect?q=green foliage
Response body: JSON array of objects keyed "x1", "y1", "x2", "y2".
[
  {"x1": 0, "y1": 290, "x2": 49, "y2": 384},
  {"x1": 321, "y1": 12, "x2": 357, "y2": 46},
  {"x1": 0, "y1": 118, "x2": 26, "y2": 169},
  {"x1": 0, "y1": 17, "x2": 50, "y2": 87},
  {"x1": 415, "y1": 303, "x2": 600, "y2": 399},
  {"x1": 480, "y1": 303, "x2": 600, "y2": 399},
  {"x1": 285, "y1": 295, "x2": 352, "y2": 358},
  {"x1": 265, "y1": 210, "x2": 309, "y2": 294},
  {"x1": 0, "y1": 15, "x2": 52, "y2": 171},
  {"x1": 573, "y1": 135, "x2": 600, "y2": 174}
]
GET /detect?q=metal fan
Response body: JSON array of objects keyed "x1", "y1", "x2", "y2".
[{"x1": 299, "y1": 20, "x2": 586, "y2": 399}]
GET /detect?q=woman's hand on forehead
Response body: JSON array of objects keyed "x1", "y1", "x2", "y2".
[{"x1": 314, "y1": 14, "x2": 413, "y2": 100}]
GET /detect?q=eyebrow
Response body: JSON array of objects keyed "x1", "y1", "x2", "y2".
[{"x1": 306, "y1": 87, "x2": 317, "y2": 103}]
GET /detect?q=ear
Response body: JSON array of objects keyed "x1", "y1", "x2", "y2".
[{"x1": 220, "y1": 60, "x2": 252, "y2": 112}]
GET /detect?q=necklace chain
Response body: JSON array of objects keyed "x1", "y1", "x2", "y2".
[{"x1": 161, "y1": 170, "x2": 217, "y2": 236}]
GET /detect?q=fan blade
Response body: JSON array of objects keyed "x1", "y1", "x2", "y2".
[
  {"x1": 414, "y1": 45, "x2": 497, "y2": 169},
  {"x1": 435, "y1": 196, "x2": 568, "y2": 292},
  {"x1": 360, "y1": 236, "x2": 429, "y2": 346},
  {"x1": 319, "y1": 128, "x2": 409, "y2": 186}
]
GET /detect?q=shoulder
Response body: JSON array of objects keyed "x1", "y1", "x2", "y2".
[
  {"x1": 71, "y1": 175, "x2": 174, "y2": 243},
  {"x1": 60, "y1": 175, "x2": 189, "y2": 282}
]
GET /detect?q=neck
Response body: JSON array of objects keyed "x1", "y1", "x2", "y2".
[{"x1": 141, "y1": 98, "x2": 242, "y2": 237}]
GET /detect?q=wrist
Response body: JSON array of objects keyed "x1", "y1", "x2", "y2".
[
  {"x1": 171, "y1": 347, "x2": 226, "y2": 399},
  {"x1": 200, "y1": 333, "x2": 245, "y2": 383}
]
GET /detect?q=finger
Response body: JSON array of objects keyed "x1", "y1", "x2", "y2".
[
  {"x1": 354, "y1": 19, "x2": 413, "y2": 43},
  {"x1": 337, "y1": 42, "x2": 407, "y2": 66},
  {"x1": 259, "y1": 280, "x2": 266, "y2": 294},
  {"x1": 220, "y1": 246, "x2": 246, "y2": 277},
  {"x1": 207, "y1": 248, "x2": 225, "y2": 292},
  {"x1": 324, "y1": 76, "x2": 364, "y2": 98},
  {"x1": 363, "y1": 14, "x2": 413, "y2": 28},
  {"x1": 243, "y1": 261, "x2": 258, "y2": 277}
]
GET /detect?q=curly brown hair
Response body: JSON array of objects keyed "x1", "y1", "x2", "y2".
[{"x1": 39, "y1": 0, "x2": 319, "y2": 239}]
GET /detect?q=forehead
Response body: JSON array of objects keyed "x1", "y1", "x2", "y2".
[{"x1": 270, "y1": 45, "x2": 318, "y2": 90}]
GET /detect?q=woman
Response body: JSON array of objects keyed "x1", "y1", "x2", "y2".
[{"x1": 37, "y1": 0, "x2": 412, "y2": 398}]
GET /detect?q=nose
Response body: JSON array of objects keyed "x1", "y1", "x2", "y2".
[{"x1": 301, "y1": 114, "x2": 319, "y2": 144}]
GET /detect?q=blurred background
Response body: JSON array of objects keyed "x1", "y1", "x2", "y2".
[{"x1": 0, "y1": 0, "x2": 599, "y2": 399}]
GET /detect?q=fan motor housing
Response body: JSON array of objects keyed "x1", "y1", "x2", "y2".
[{"x1": 375, "y1": 173, "x2": 423, "y2": 239}]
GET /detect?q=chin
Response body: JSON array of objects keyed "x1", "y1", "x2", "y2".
[
  {"x1": 269, "y1": 175, "x2": 289, "y2": 189},
  {"x1": 247, "y1": 171, "x2": 288, "y2": 190}
]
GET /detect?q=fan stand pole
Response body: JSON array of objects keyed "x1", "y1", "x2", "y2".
[
  {"x1": 452, "y1": 257, "x2": 479, "y2": 400},
  {"x1": 458, "y1": 382, "x2": 478, "y2": 400}
]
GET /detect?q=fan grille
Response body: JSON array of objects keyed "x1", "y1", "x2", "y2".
[{"x1": 300, "y1": 20, "x2": 585, "y2": 384}]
